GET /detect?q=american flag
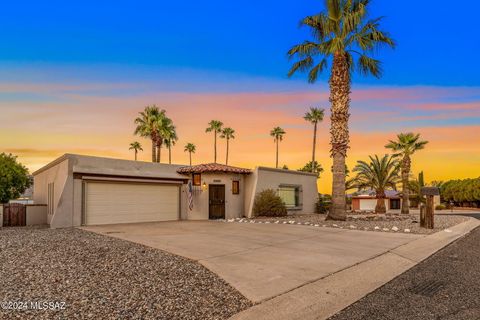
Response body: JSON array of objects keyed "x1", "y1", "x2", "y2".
[{"x1": 187, "y1": 180, "x2": 194, "y2": 211}]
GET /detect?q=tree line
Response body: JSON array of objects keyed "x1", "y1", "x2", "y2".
[
  {"x1": 129, "y1": 105, "x2": 327, "y2": 173},
  {"x1": 440, "y1": 178, "x2": 480, "y2": 207}
]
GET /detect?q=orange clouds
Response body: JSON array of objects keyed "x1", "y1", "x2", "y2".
[{"x1": 1, "y1": 82, "x2": 479, "y2": 194}]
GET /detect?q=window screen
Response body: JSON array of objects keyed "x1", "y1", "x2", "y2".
[{"x1": 278, "y1": 186, "x2": 300, "y2": 208}]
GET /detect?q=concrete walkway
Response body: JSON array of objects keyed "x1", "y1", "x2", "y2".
[
  {"x1": 230, "y1": 218, "x2": 480, "y2": 320},
  {"x1": 83, "y1": 221, "x2": 420, "y2": 303}
]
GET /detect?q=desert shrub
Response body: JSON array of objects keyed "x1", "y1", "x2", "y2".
[
  {"x1": 435, "y1": 204, "x2": 446, "y2": 210},
  {"x1": 316, "y1": 194, "x2": 331, "y2": 214},
  {"x1": 253, "y1": 189, "x2": 287, "y2": 217}
]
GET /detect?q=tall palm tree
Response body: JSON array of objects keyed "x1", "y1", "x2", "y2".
[
  {"x1": 270, "y1": 127, "x2": 286, "y2": 169},
  {"x1": 288, "y1": 0, "x2": 395, "y2": 221},
  {"x1": 352, "y1": 154, "x2": 400, "y2": 214},
  {"x1": 134, "y1": 105, "x2": 161, "y2": 162},
  {"x1": 205, "y1": 120, "x2": 223, "y2": 163},
  {"x1": 304, "y1": 107, "x2": 325, "y2": 171},
  {"x1": 385, "y1": 132, "x2": 428, "y2": 214},
  {"x1": 220, "y1": 127, "x2": 235, "y2": 165},
  {"x1": 154, "y1": 112, "x2": 172, "y2": 163},
  {"x1": 163, "y1": 123, "x2": 178, "y2": 164},
  {"x1": 129, "y1": 141, "x2": 143, "y2": 161},
  {"x1": 184, "y1": 143, "x2": 196, "y2": 166}
]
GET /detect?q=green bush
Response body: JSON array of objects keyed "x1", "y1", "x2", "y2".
[
  {"x1": 253, "y1": 189, "x2": 287, "y2": 217},
  {"x1": 316, "y1": 194, "x2": 331, "y2": 214},
  {"x1": 435, "y1": 204, "x2": 446, "y2": 210},
  {"x1": 0, "y1": 153, "x2": 31, "y2": 203}
]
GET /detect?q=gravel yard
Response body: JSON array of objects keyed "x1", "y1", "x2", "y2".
[
  {"x1": 233, "y1": 214, "x2": 469, "y2": 234},
  {"x1": 0, "y1": 227, "x2": 252, "y2": 320}
]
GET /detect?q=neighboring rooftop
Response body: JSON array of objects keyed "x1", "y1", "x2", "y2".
[
  {"x1": 177, "y1": 163, "x2": 252, "y2": 175},
  {"x1": 350, "y1": 189, "x2": 400, "y2": 198}
]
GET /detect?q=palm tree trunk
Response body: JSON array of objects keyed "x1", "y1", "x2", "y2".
[
  {"x1": 312, "y1": 122, "x2": 317, "y2": 172},
  {"x1": 168, "y1": 145, "x2": 172, "y2": 164},
  {"x1": 214, "y1": 132, "x2": 217, "y2": 163},
  {"x1": 156, "y1": 143, "x2": 162, "y2": 163},
  {"x1": 135, "y1": 150, "x2": 137, "y2": 161},
  {"x1": 375, "y1": 189, "x2": 387, "y2": 214},
  {"x1": 189, "y1": 152, "x2": 192, "y2": 166},
  {"x1": 275, "y1": 139, "x2": 279, "y2": 168},
  {"x1": 401, "y1": 157, "x2": 411, "y2": 214},
  {"x1": 151, "y1": 140, "x2": 156, "y2": 163},
  {"x1": 326, "y1": 52, "x2": 351, "y2": 221},
  {"x1": 226, "y1": 139, "x2": 229, "y2": 165}
]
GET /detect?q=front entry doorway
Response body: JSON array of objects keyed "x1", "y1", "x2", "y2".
[
  {"x1": 209, "y1": 184, "x2": 225, "y2": 219},
  {"x1": 390, "y1": 199, "x2": 401, "y2": 210}
]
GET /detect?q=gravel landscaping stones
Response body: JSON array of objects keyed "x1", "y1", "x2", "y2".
[
  {"x1": 234, "y1": 214, "x2": 469, "y2": 234},
  {"x1": 329, "y1": 226, "x2": 480, "y2": 320},
  {"x1": 0, "y1": 227, "x2": 252, "y2": 320}
]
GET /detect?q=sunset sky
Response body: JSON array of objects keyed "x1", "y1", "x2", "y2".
[{"x1": 1, "y1": 1, "x2": 479, "y2": 194}]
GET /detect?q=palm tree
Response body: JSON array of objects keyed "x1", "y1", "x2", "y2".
[
  {"x1": 385, "y1": 133, "x2": 428, "y2": 214},
  {"x1": 154, "y1": 113, "x2": 172, "y2": 163},
  {"x1": 184, "y1": 143, "x2": 196, "y2": 166},
  {"x1": 410, "y1": 171, "x2": 427, "y2": 208},
  {"x1": 288, "y1": 0, "x2": 395, "y2": 221},
  {"x1": 270, "y1": 127, "x2": 286, "y2": 169},
  {"x1": 351, "y1": 154, "x2": 400, "y2": 214},
  {"x1": 163, "y1": 123, "x2": 178, "y2": 164},
  {"x1": 220, "y1": 127, "x2": 235, "y2": 165},
  {"x1": 298, "y1": 161, "x2": 324, "y2": 177},
  {"x1": 205, "y1": 120, "x2": 223, "y2": 163},
  {"x1": 304, "y1": 107, "x2": 325, "y2": 171},
  {"x1": 134, "y1": 105, "x2": 161, "y2": 162},
  {"x1": 129, "y1": 141, "x2": 143, "y2": 161}
]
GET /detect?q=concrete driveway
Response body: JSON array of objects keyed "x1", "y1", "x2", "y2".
[{"x1": 83, "y1": 221, "x2": 421, "y2": 302}]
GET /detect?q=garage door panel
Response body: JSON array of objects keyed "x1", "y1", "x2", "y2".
[
  {"x1": 85, "y1": 182, "x2": 179, "y2": 225},
  {"x1": 359, "y1": 199, "x2": 377, "y2": 211}
]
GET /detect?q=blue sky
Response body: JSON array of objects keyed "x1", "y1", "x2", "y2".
[{"x1": 1, "y1": 0, "x2": 479, "y2": 86}]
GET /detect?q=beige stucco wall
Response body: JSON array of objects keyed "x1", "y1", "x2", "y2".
[
  {"x1": 183, "y1": 173, "x2": 246, "y2": 220},
  {"x1": 26, "y1": 205, "x2": 47, "y2": 225},
  {"x1": 33, "y1": 154, "x2": 188, "y2": 228},
  {"x1": 245, "y1": 167, "x2": 319, "y2": 218},
  {"x1": 33, "y1": 157, "x2": 71, "y2": 228}
]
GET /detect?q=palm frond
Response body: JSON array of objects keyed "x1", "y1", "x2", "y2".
[
  {"x1": 308, "y1": 59, "x2": 328, "y2": 83},
  {"x1": 357, "y1": 54, "x2": 382, "y2": 78},
  {"x1": 287, "y1": 56, "x2": 314, "y2": 78}
]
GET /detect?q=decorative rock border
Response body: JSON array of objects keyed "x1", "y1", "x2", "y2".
[{"x1": 226, "y1": 218, "x2": 415, "y2": 234}]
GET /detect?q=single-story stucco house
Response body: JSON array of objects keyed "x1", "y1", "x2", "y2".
[
  {"x1": 351, "y1": 190, "x2": 402, "y2": 211},
  {"x1": 351, "y1": 189, "x2": 441, "y2": 211},
  {"x1": 32, "y1": 154, "x2": 318, "y2": 228}
]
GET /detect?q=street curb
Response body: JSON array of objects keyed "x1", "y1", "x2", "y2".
[{"x1": 229, "y1": 218, "x2": 480, "y2": 320}]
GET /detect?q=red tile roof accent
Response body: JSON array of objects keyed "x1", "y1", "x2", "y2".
[{"x1": 177, "y1": 163, "x2": 251, "y2": 174}]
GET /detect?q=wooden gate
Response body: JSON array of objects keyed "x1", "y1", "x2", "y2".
[{"x1": 3, "y1": 203, "x2": 26, "y2": 227}]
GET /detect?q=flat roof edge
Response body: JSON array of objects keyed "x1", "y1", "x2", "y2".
[
  {"x1": 256, "y1": 166, "x2": 319, "y2": 177},
  {"x1": 32, "y1": 154, "x2": 71, "y2": 176}
]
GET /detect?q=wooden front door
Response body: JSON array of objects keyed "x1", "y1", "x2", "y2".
[
  {"x1": 209, "y1": 185, "x2": 225, "y2": 219},
  {"x1": 3, "y1": 203, "x2": 26, "y2": 227}
]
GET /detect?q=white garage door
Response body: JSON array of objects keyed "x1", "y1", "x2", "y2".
[
  {"x1": 84, "y1": 182, "x2": 179, "y2": 225},
  {"x1": 359, "y1": 199, "x2": 377, "y2": 211}
]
